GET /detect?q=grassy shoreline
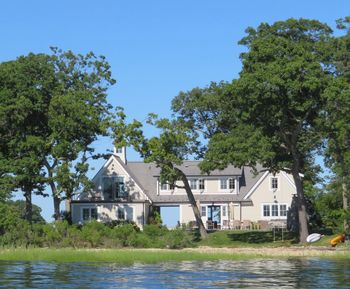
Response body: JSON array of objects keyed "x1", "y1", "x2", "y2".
[{"x1": 0, "y1": 247, "x2": 349, "y2": 263}]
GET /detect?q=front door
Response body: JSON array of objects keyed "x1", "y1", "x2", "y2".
[{"x1": 208, "y1": 206, "x2": 221, "y2": 228}]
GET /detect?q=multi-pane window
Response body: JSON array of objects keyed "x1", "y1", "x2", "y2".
[
  {"x1": 201, "y1": 206, "x2": 206, "y2": 217},
  {"x1": 220, "y1": 178, "x2": 236, "y2": 191},
  {"x1": 222, "y1": 205, "x2": 227, "y2": 217},
  {"x1": 161, "y1": 183, "x2": 169, "y2": 191},
  {"x1": 117, "y1": 207, "x2": 125, "y2": 220},
  {"x1": 262, "y1": 203, "x2": 288, "y2": 218},
  {"x1": 199, "y1": 179, "x2": 205, "y2": 190},
  {"x1": 190, "y1": 179, "x2": 198, "y2": 190},
  {"x1": 82, "y1": 208, "x2": 98, "y2": 221},
  {"x1": 280, "y1": 204, "x2": 287, "y2": 217},
  {"x1": 220, "y1": 179, "x2": 227, "y2": 190},
  {"x1": 229, "y1": 178, "x2": 235, "y2": 190},
  {"x1": 271, "y1": 177, "x2": 278, "y2": 190},
  {"x1": 263, "y1": 205, "x2": 270, "y2": 217},
  {"x1": 160, "y1": 182, "x2": 175, "y2": 191},
  {"x1": 103, "y1": 176, "x2": 126, "y2": 199},
  {"x1": 272, "y1": 204, "x2": 279, "y2": 217}
]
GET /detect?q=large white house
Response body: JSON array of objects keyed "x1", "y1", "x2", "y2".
[{"x1": 71, "y1": 148, "x2": 297, "y2": 229}]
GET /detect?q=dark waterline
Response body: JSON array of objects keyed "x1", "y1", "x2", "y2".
[{"x1": 0, "y1": 259, "x2": 349, "y2": 288}]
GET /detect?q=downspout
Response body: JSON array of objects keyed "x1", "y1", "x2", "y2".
[{"x1": 240, "y1": 201, "x2": 242, "y2": 222}]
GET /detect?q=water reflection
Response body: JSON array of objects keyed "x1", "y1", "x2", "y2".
[{"x1": 0, "y1": 259, "x2": 349, "y2": 288}]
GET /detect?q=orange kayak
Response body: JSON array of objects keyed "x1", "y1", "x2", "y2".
[{"x1": 330, "y1": 234, "x2": 345, "y2": 247}]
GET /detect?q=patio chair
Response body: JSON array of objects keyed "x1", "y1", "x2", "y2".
[
  {"x1": 241, "y1": 220, "x2": 252, "y2": 230},
  {"x1": 222, "y1": 220, "x2": 230, "y2": 230},
  {"x1": 207, "y1": 220, "x2": 214, "y2": 230},
  {"x1": 231, "y1": 220, "x2": 241, "y2": 230},
  {"x1": 257, "y1": 220, "x2": 270, "y2": 230}
]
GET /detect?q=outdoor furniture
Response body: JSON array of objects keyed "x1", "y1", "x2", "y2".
[
  {"x1": 257, "y1": 220, "x2": 270, "y2": 230},
  {"x1": 222, "y1": 220, "x2": 230, "y2": 230},
  {"x1": 207, "y1": 220, "x2": 214, "y2": 230},
  {"x1": 231, "y1": 220, "x2": 241, "y2": 230},
  {"x1": 241, "y1": 220, "x2": 252, "y2": 230}
]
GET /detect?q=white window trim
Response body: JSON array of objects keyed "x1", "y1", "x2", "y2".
[
  {"x1": 115, "y1": 205, "x2": 135, "y2": 222},
  {"x1": 81, "y1": 206, "x2": 99, "y2": 222},
  {"x1": 218, "y1": 177, "x2": 237, "y2": 193},
  {"x1": 201, "y1": 206, "x2": 207, "y2": 217},
  {"x1": 188, "y1": 178, "x2": 206, "y2": 193},
  {"x1": 159, "y1": 180, "x2": 175, "y2": 192},
  {"x1": 261, "y1": 203, "x2": 288, "y2": 219},
  {"x1": 269, "y1": 176, "x2": 280, "y2": 192}
]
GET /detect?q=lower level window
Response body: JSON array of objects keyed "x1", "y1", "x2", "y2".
[
  {"x1": 262, "y1": 203, "x2": 288, "y2": 218},
  {"x1": 201, "y1": 206, "x2": 206, "y2": 217},
  {"x1": 82, "y1": 208, "x2": 98, "y2": 221},
  {"x1": 117, "y1": 207, "x2": 125, "y2": 220}
]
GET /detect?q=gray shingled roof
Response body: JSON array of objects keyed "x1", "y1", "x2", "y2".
[{"x1": 121, "y1": 159, "x2": 265, "y2": 204}]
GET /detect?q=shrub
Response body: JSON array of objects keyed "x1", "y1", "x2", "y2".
[
  {"x1": 143, "y1": 224, "x2": 168, "y2": 238},
  {"x1": 164, "y1": 228, "x2": 193, "y2": 249}
]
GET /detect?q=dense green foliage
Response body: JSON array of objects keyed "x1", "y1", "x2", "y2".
[
  {"x1": 0, "y1": 48, "x2": 115, "y2": 222},
  {"x1": 0, "y1": 220, "x2": 193, "y2": 249}
]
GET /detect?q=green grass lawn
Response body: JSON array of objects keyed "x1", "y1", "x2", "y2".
[
  {"x1": 0, "y1": 248, "x2": 264, "y2": 263},
  {"x1": 197, "y1": 229, "x2": 297, "y2": 247}
]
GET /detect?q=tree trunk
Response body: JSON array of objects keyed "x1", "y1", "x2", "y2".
[
  {"x1": 53, "y1": 195, "x2": 61, "y2": 221},
  {"x1": 47, "y1": 177, "x2": 60, "y2": 221},
  {"x1": 177, "y1": 169, "x2": 208, "y2": 239},
  {"x1": 342, "y1": 181, "x2": 349, "y2": 232},
  {"x1": 24, "y1": 189, "x2": 32, "y2": 224},
  {"x1": 291, "y1": 166, "x2": 309, "y2": 243}
]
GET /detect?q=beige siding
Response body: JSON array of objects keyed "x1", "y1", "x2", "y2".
[
  {"x1": 71, "y1": 203, "x2": 147, "y2": 228},
  {"x1": 159, "y1": 177, "x2": 238, "y2": 195},
  {"x1": 180, "y1": 204, "x2": 195, "y2": 224},
  {"x1": 241, "y1": 172, "x2": 295, "y2": 222}
]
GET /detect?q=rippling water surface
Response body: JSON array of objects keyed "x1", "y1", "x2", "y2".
[{"x1": 0, "y1": 259, "x2": 349, "y2": 288}]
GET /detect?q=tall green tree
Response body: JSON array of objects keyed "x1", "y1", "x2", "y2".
[
  {"x1": 44, "y1": 48, "x2": 115, "y2": 220},
  {"x1": 0, "y1": 53, "x2": 54, "y2": 222},
  {"x1": 323, "y1": 17, "x2": 350, "y2": 232},
  {"x1": 113, "y1": 109, "x2": 208, "y2": 239},
  {"x1": 175, "y1": 19, "x2": 333, "y2": 242},
  {"x1": 0, "y1": 49, "x2": 115, "y2": 221}
]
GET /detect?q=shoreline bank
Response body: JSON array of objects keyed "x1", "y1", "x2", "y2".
[{"x1": 0, "y1": 246, "x2": 349, "y2": 262}]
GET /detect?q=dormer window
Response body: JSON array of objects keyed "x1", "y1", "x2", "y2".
[
  {"x1": 199, "y1": 179, "x2": 205, "y2": 190},
  {"x1": 189, "y1": 179, "x2": 205, "y2": 191},
  {"x1": 229, "y1": 178, "x2": 235, "y2": 190},
  {"x1": 220, "y1": 178, "x2": 236, "y2": 192},
  {"x1": 160, "y1": 183, "x2": 174, "y2": 191},
  {"x1": 190, "y1": 179, "x2": 198, "y2": 190}
]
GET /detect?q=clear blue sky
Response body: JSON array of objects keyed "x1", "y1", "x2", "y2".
[{"x1": 1, "y1": 0, "x2": 348, "y2": 222}]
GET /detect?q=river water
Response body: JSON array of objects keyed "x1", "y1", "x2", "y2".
[{"x1": 0, "y1": 259, "x2": 349, "y2": 288}]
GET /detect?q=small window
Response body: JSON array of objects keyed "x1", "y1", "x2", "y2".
[
  {"x1": 190, "y1": 179, "x2": 198, "y2": 190},
  {"x1": 222, "y1": 206, "x2": 227, "y2": 217},
  {"x1": 199, "y1": 179, "x2": 205, "y2": 190},
  {"x1": 161, "y1": 183, "x2": 169, "y2": 191},
  {"x1": 272, "y1": 204, "x2": 278, "y2": 217},
  {"x1": 263, "y1": 205, "x2": 270, "y2": 217},
  {"x1": 201, "y1": 206, "x2": 206, "y2": 217},
  {"x1": 82, "y1": 208, "x2": 97, "y2": 221},
  {"x1": 116, "y1": 147, "x2": 123, "y2": 153},
  {"x1": 229, "y1": 178, "x2": 235, "y2": 190},
  {"x1": 220, "y1": 178, "x2": 227, "y2": 190},
  {"x1": 271, "y1": 177, "x2": 278, "y2": 190},
  {"x1": 82, "y1": 208, "x2": 90, "y2": 221},
  {"x1": 117, "y1": 207, "x2": 125, "y2": 220},
  {"x1": 280, "y1": 204, "x2": 287, "y2": 217}
]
